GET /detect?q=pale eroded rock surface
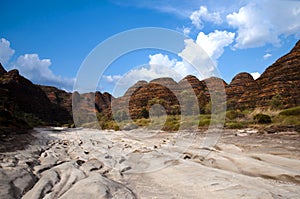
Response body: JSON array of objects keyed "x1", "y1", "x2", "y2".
[{"x1": 0, "y1": 128, "x2": 300, "y2": 198}]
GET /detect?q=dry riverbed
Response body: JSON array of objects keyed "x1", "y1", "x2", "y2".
[{"x1": 0, "y1": 128, "x2": 300, "y2": 198}]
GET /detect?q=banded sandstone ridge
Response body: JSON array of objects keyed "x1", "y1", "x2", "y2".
[
  {"x1": 0, "y1": 40, "x2": 299, "y2": 130},
  {"x1": 0, "y1": 65, "x2": 71, "y2": 133},
  {"x1": 0, "y1": 65, "x2": 113, "y2": 132},
  {"x1": 236, "y1": 40, "x2": 300, "y2": 109},
  {"x1": 113, "y1": 40, "x2": 300, "y2": 118}
]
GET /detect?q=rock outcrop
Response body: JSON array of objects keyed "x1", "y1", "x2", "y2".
[
  {"x1": 39, "y1": 86, "x2": 73, "y2": 123},
  {"x1": 113, "y1": 76, "x2": 229, "y2": 119},
  {"x1": 114, "y1": 39, "x2": 300, "y2": 118},
  {"x1": 111, "y1": 80, "x2": 148, "y2": 120},
  {"x1": 178, "y1": 75, "x2": 208, "y2": 112},
  {"x1": 0, "y1": 65, "x2": 114, "y2": 130},
  {"x1": 2, "y1": 128, "x2": 300, "y2": 198},
  {"x1": 233, "y1": 40, "x2": 300, "y2": 110},
  {"x1": 0, "y1": 63, "x2": 7, "y2": 76},
  {"x1": 95, "y1": 91, "x2": 113, "y2": 113},
  {"x1": 128, "y1": 78, "x2": 180, "y2": 119},
  {"x1": 72, "y1": 91, "x2": 114, "y2": 126},
  {"x1": 0, "y1": 68, "x2": 71, "y2": 125},
  {"x1": 254, "y1": 40, "x2": 300, "y2": 109},
  {"x1": 39, "y1": 86, "x2": 72, "y2": 114},
  {"x1": 1, "y1": 40, "x2": 300, "y2": 130},
  {"x1": 226, "y1": 73, "x2": 258, "y2": 109}
]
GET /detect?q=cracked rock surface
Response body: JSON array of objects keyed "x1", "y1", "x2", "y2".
[{"x1": 0, "y1": 128, "x2": 300, "y2": 198}]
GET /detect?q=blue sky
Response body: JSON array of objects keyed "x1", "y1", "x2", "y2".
[{"x1": 1, "y1": 0, "x2": 300, "y2": 96}]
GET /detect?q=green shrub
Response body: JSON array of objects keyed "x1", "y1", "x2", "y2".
[
  {"x1": 253, "y1": 113, "x2": 272, "y2": 124},
  {"x1": 273, "y1": 115, "x2": 300, "y2": 126},
  {"x1": 14, "y1": 111, "x2": 44, "y2": 127},
  {"x1": 225, "y1": 122, "x2": 244, "y2": 129},
  {"x1": 180, "y1": 116, "x2": 199, "y2": 130},
  {"x1": 279, "y1": 106, "x2": 300, "y2": 116},
  {"x1": 163, "y1": 116, "x2": 180, "y2": 131},
  {"x1": 242, "y1": 109, "x2": 253, "y2": 115},
  {"x1": 199, "y1": 114, "x2": 211, "y2": 120},
  {"x1": 226, "y1": 110, "x2": 245, "y2": 120},
  {"x1": 270, "y1": 94, "x2": 283, "y2": 110},
  {"x1": 162, "y1": 123, "x2": 179, "y2": 131},
  {"x1": 198, "y1": 119, "x2": 211, "y2": 126},
  {"x1": 135, "y1": 118, "x2": 150, "y2": 126},
  {"x1": 138, "y1": 108, "x2": 149, "y2": 119}
]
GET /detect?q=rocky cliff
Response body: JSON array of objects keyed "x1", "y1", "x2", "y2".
[
  {"x1": 1, "y1": 40, "x2": 299, "y2": 130},
  {"x1": 0, "y1": 63, "x2": 6, "y2": 76},
  {"x1": 112, "y1": 76, "x2": 229, "y2": 119},
  {"x1": 116, "y1": 40, "x2": 300, "y2": 116},
  {"x1": 0, "y1": 62, "x2": 115, "y2": 131},
  {"x1": 39, "y1": 85, "x2": 73, "y2": 121},
  {"x1": 0, "y1": 66, "x2": 72, "y2": 127},
  {"x1": 129, "y1": 78, "x2": 181, "y2": 118},
  {"x1": 226, "y1": 73, "x2": 258, "y2": 110},
  {"x1": 254, "y1": 40, "x2": 300, "y2": 109},
  {"x1": 232, "y1": 40, "x2": 300, "y2": 110},
  {"x1": 178, "y1": 75, "x2": 208, "y2": 112},
  {"x1": 95, "y1": 91, "x2": 114, "y2": 113}
]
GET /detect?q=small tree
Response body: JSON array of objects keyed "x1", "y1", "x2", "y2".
[
  {"x1": 140, "y1": 108, "x2": 149, "y2": 119},
  {"x1": 270, "y1": 94, "x2": 283, "y2": 110}
]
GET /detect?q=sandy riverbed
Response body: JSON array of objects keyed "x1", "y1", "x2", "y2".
[{"x1": 0, "y1": 128, "x2": 300, "y2": 198}]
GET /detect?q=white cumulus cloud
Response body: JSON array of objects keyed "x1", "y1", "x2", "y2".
[
  {"x1": 102, "y1": 75, "x2": 122, "y2": 83},
  {"x1": 250, "y1": 72, "x2": 261, "y2": 80},
  {"x1": 0, "y1": 38, "x2": 15, "y2": 65},
  {"x1": 190, "y1": 6, "x2": 222, "y2": 29},
  {"x1": 14, "y1": 54, "x2": 74, "y2": 90},
  {"x1": 263, "y1": 53, "x2": 272, "y2": 60},
  {"x1": 113, "y1": 29, "x2": 235, "y2": 95},
  {"x1": 149, "y1": 53, "x2": 176, "y2": 68},
  {"x1": 183, "y1": 27, "x2": 191, "y2": 36},
  {"x1": 148, "y1": 50, "x2": 219, "y2": 81},
  {"x1": 0, "y1": 38, "x2": 75, "y2": 91},
  {"x1": 112, "y1": 63, "x2": 181, "y2": 97},
  {"x1": 226, "y1": 1, "x2": 300, "y2": 48},
  {"x1": 110, "y1": 30, "x2": 236, "y2": 96},
  {"x1": 195, "y1": 30, "x2": 235, "y2": 62}
]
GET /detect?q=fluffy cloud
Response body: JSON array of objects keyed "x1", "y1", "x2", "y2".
[
  {"x1": 112, "y1": 64, "x2": 179, "y2": 97},
  {"x1": 190, "y1": 6, "x2": 222, "y2": 29},
  {"x1": 102, "y1": 75, "x2": 122, "y2": 83},
  {"x1": 183, "y1": 27, "x2": 191, "y2": 36},
  {"x1": 107, "y1": 26, "x2": 238, "y2": 96},
  {"x1": 195, "y1": 30, "x2": 235, "y2": 62},
  {"x1": 0, "y1": 38, "x2": 75, "y2": 91},
  {"x1": 0, "y1": 38, "x2": 15, "y2": 65},
  {"x1": 149, "y1": 53, "x2": 176, "y2": 68},
  {"x1": 150, "y1": 53, "x2": 202, "y2": 79},
  {"x1": 125, "y1": 54, "x2": 183, "y2": 81},
  {"x1": 250, "y1": 72, "x2": 261, "y2": 80},
  {"x1": 113, "y1": 35, "x2": 229, "y2": 97},
  {"x1": 111, "y1": 52, "x2": 202, "y2": 97},
  {"x1": 113, "y1": 29, "x2": 235, "y2": 96},
  {"x1": 14, "y1": 54, "x2": 74, "y2": 90},
  {"x1": 263, "y1": 53, "x2": 272, "y2": 60},
  {"x1": 227, "y1": 1, "x2": 300, "y2": 48}
]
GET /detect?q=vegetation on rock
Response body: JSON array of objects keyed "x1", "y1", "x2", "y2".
[
  {"x1": 279, "y1": 106, "x2": 300, "y2": 116},
  {"x1": 253, "y1": 114, "x2": 272, "y2": 124},
  {"x1": 1, "y1": 40, "x2": 300, "y2": 132}
]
